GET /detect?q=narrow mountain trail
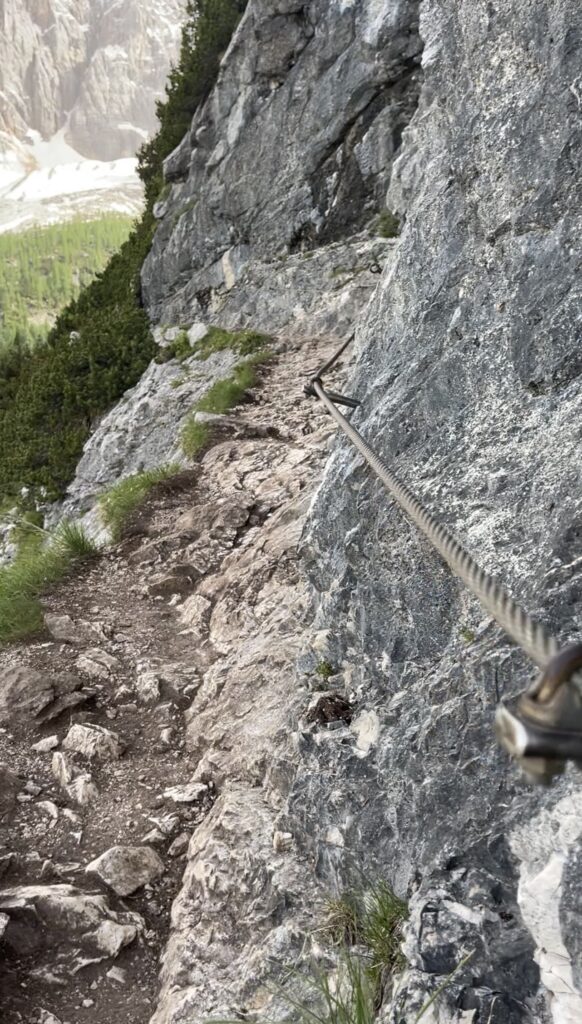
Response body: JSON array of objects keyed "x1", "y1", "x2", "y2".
[{"x1": 0, "y1": 335, "x2": 344, "y2": 1024}]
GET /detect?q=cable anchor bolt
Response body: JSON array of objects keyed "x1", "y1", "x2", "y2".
[
  {"x1": 303, "y1": 379, "x2": 361, "y2": 408},
  {"x1": 495, "y1": 642, "x2": 582, "y2": 784}
]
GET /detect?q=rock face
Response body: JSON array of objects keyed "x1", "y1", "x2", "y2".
[
  {"x1": 304, "y1": 1, "x2": 582, "y2": 1021},
  {"x1": 4, "y1": 0, "x2": 582, "y2": 1020},
  {"x1": 138, "y1": 0, "x2": 582, "y2": 1022},
  {"x1": 52, "y1": 236, "x2": 390, "y2": 529},
  {"x1": 0, "y1": 0, "x2": 184, "y2": 160},
  {"x1": 141, "y1": 0, "x2": 421, "y2": 321}
]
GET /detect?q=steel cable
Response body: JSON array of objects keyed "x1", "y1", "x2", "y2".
[{"x1": 311, "y1": 371, "x2": 559, "y2": 670}]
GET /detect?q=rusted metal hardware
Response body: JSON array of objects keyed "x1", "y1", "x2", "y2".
[{"x1": 495, "y1": 643, "x2": 582, "y2": 784}]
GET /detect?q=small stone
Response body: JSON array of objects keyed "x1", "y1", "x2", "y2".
[
  {"x1": 159, "y1": 727, "x2": 174, "y2": 747},
  {"x1": 32, "y1": 735, "x2": 59, "y2": 753},
  {"x1": 62, "y1": 808, "x2": 81, "y2": 824},
  {"x1": 142, "y1": 828, "x2": 166, "y2": 844},
  {"x1": 85, "y1": 846, "x2": 164, "y2": 896},
  {"x1": 66, "y1": 775, "x2": 99, "y2": 806},
  {"x1": 63, "y1": 724, "x2": 123, "y2": 760},
  {"x1": 135, "y1": 669, "x2": 161, "y2": 705},
  {"x1": 52, "y1": 752, "x2": 75, "y2": 786},
  {"x1": 305, "y1": 691, "x2": 353, "y2": 726},
  {"x1": 148, "y1": 813, "x2": 179, "y2": 836},
  {"x1": 168, "y1": 832, "x2": 190, "y2": 857},
  {"x1": 273, "y1": 830, "x2": 293, "y2": 852},
  {"x1": 106, "y1": 966, "x2": 127, "y2": 984},
  {"x1": 148, "y1": 565, "x2": 199, "y2": 598},
  {"x1": 76, "y1": 649, "x2": 119, "y2": 680},
  {"x1": 82, "y1": 998, "x2": 95, "y2": 1008},
  {"x1": 163, "y1": 781, "x2": 208, "y2": 804},
  {"x1": 36, "y1": 801, "x2": 59, "y2": 822},
  {"x1": 24, "y1": 780, "x2": 42, "y2": 796},
  {"x1": 44, "y1": 614, "x2": 90, "y2": 644},
  {"x1": 39, "y1": 1011, "x2": 63, "y2": 1024}
]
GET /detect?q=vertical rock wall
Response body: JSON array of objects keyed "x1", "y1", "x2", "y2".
[{"x1": 306, "y1": 1, "x2": 582, "y2": 1020}]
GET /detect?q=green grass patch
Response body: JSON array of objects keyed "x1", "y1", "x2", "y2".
[
  {"x1": 99, "y1": 464, "x2": 180, "y2": 542},
  {"x1": 325, "y1": 881, "x2": 408, "y2": 983},
  {"x1": 180, "y1": 350, "x2": 271, "y2": 459},
  {"x1": 197, "y1": 361, "x2": 257, "y2": 414},
  {"x1": 316, "y1": 660, "x2": 335, "y2": 681},
  {"x1": 180, "y1": 420, "x2": 211, "y2": 459},
  {"x1": 155, "y1": 330, "x2": 193, "y2": 364},
  {"x1": 0, "y1": 521, "x2": 99, "y2": 645},
  {"x1": 377, "y1": 209, "x2": 400, "y2": 238},
  {"x1": 155, "y1": 327, "x2": 271, "y2": 367},
  {"x1": 459, "y1": 626, "x2": 476, "y2": 645},
  {"x1": 192, "y1": 326, "x2": 271, "y2": 361}
]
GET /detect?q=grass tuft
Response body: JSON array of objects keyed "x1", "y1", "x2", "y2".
[
  {"x1": 180, "y1": 420, "x2": 211, "y2": 459},
  {"x1": 180, "y1": 349, "x2": 272, "y2": 459},
  {"x1": 193, "y1": 326, "x2": 271, "y2": 361},
  {"x1": 54, "y1": 521, "x2": 100, "y2": 560},
  {"x1": 280, "y1": 955, "x2": 376, "y2": 1024},
  {"x1": 377, "y1": 210, "x2": 400, "y2": 238},
  {"x1": 99, "y1": 464, "x2": 180, "y2": 542},
  {"x1": 155, "y1": 330, "x2": 192, "y2": 364},
  {"x1": 0, "y1": 521, "x2": 98, "y2": 645},
  {"x1": 459, "y1": 626, "x2": 476, "y2": 645},
  {"x1": 360, "y1": 881, "x2": 408, "y2": 980},
  {"x1": 316, "y1": 660, "x2": 335, "y2": 681}
]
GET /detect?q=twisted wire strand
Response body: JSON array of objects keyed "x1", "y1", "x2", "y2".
[{"x1": 313, "y1": 379, "x2": 559, "y2": 670}]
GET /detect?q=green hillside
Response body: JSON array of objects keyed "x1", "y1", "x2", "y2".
[
  {"x1": 0, "y1": 216, "x2": 133, "y2": 352},
  {"x1": 0, "y1": 0, "x2": 247, "y2": 502}
]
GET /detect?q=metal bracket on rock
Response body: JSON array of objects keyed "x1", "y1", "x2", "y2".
[{"x1": 495, "y1": 643, "x2": 582, "y2": 784}]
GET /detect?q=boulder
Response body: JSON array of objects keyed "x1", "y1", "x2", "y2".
[
  {"x1": 86, "y1": 846, "x2": 164, "y2": 897},
  {"x1": 0, "y1": 884, "x2": 142, "y2": 957},
  {"x1": 62, "y1": 723, "x2": 123, "y2": 761}
]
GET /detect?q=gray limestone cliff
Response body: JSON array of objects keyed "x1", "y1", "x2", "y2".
[
  {"x1": 0, "y1": 0, "x2": 183, "y2": 160},
  {"x1": 30, "y1": 1, "x2": 582, "y2": 1021}
]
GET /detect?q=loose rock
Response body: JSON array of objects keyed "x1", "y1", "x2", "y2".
[
  {"x1": 62, "y1": 723, "x2": 123, "y2": 760},
  {"x1": 32, "y1": 735, "x2": 59, "y2": 753},
  {"x1": 85, "y1": 846, "x2": 164, "y2": 896},
  {"x1": 163, "y1": 781, "x2": 208, "y2": 804}
]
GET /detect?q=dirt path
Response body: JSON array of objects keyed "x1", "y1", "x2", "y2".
[{"x1": 0, "y1": 335, "x2": 344, "y2": 1024}]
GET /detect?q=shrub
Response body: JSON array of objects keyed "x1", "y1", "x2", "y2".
[
  {"x1": 54, "y1": 521, "x2": 100, "y2": 560},
  {"x1": 99, "y1": 464, "x2": 180, "y2": 541},
  {"x1": 377, "y1": 210, "x2": 400, "y2": 238}
]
